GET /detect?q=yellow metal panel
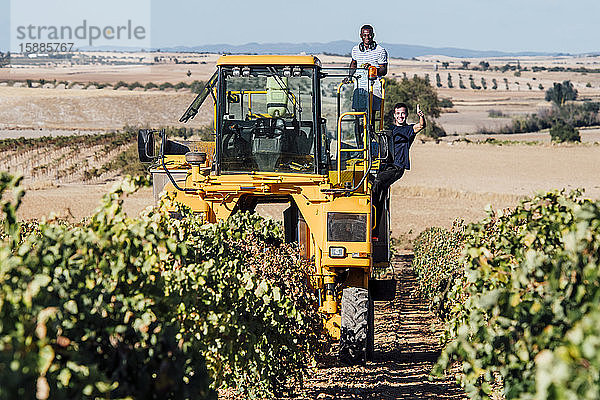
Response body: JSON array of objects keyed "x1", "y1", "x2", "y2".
[
  {"x1": 320, "y1": 195, "x2": 372, "y2": 267},
  {"x1": 217, "y1": 55, "x2": 320, "y2": 66}
]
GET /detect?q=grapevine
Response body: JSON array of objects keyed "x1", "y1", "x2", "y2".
[{"x1": 0, "y1": 173, "x2": 323, "y2": 399}]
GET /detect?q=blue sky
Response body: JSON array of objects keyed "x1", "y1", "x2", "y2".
[{"x1": 2, "y1": 0, "x2": 599, "y2": 53}]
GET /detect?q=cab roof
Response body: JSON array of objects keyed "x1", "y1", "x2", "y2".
[{"x1": 216, "y1": 55, "x2": 321, "y2": 66}]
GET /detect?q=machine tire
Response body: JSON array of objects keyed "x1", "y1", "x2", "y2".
[
  {"x1": 366, "y1": 294, "x2": 375, "y2": 361},
  {"x1": 340, "y1": 287, "x2": 370, "y2": 365}
]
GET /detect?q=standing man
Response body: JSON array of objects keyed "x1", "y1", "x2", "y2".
[
  {"x1": 372, "y1": 103, "x2": 425, "y2": 238},
  {"x1": 349, "y1": 25, "x2": 388, "y2": 113}
]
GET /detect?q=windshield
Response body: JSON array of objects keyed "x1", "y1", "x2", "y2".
[{"x1": 219, "y1": 66, "x2": 315, "y2": 174}]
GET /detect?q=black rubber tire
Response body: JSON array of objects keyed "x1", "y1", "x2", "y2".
[
  {"x1": 340, "y1": 287, "x2": 370, "y2": 365},
  {"x1": 366, "y1": 293, "x2": 375, "y2": 361}
]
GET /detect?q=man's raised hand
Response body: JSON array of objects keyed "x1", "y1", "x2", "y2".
[{"x1": 416, "y1": 104, "x2": 424, "y2": 117}]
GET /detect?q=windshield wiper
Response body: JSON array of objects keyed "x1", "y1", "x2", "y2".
[{"x1": 179, "y1": 70, "x2": 218, "y2": 123}]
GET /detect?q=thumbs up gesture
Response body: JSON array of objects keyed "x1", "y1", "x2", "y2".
[{"x1": 416, "y1": 104, "x2": 424, "y2": 117}]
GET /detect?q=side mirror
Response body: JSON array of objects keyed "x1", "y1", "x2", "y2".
[{"x1": 138, "y1": 129, "x2": 155, "y2": 163}]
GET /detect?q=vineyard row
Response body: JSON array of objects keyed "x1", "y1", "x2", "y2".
[
  {"x1": 0, "y1": 174, "x2": 324, "y2": 399},
  {"x1": 413, "y1": 190, "x2": 600, "y2": 400}
]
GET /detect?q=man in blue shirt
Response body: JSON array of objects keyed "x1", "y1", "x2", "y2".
[{"x1": 372, "y1": 102, "x2": 426, "y2": 238}]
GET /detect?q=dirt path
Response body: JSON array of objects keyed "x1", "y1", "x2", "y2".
[{"x1": 293, "y1": 254, "x2": 466, "y2": 400}]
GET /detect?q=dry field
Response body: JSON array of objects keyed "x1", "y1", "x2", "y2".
[
  {"x1": 2, "y1": 52, "x2": 600, "y2": 242},
  {"x1": 0, "y1": 86, "x2": 213, "y2": 131},
  {"x1": 3, "y1": 52, "x2": 600, "y2": 132}
]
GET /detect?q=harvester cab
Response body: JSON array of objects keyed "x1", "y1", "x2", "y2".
[{"x1": 139, "y1": 55, "x2": 397, "y2": 365}]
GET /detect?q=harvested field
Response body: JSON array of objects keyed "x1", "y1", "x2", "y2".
[
  {"x1": 404, "y1": 141, "x2": 600, "y2": 198},
  {"x1": 16, "y1": 182, "x2": 154, "y2": 221},
  {"x1": 0, "y1": 86, "x2": 212, "y2": 130},
  {"x1": 441, "y1": 127, "x2": 600, "y2": 144}
]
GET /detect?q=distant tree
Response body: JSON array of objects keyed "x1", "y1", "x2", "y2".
[
  {"x1": 190, "y1": 80, "x2": 206, "y2": 94},
  {"x1": 545, "y1": 80, "x2": 578, "y2": 107},
  {"x1": 479, "y1": 61, "x2": 490, "y2": 71},
  {"x1": 586, "y1": 82, "x2": 592, "y2": 88},
  {"x1": 549, "y1": 119, "x2": 580, "y2": 142},
  {"x1": 514, "y1": 71, "x2": 521, "y2": 77},
  {"x1": 439, "y1": 98, "x2": 454, "y2": 108},
  {"x1": 1, "y1": 51, "x2": 10, "y2": 67},
  {"x1": 441, "y1": 62, "x2": 450, "y2": 69},
  {"x1": 127, "y1": 82, "x2": 143, "y2": 90},
  {"x1": 538, "y1": 83, "x2": 544, "y2": 90},
  {"x1": 461, "y1": 61, "x2": 470, "y2": 69},
  {"x1": 186, "y1": 70, "x2": 192, "y2": 77},
  {"x1": 384, "y1": 76, "x2": 441, "y2": 119},
  {"x1": 424, "y1": 74, "x2": 430, "y2": 84},
  {"x1": 469, "y1": 76, "x2": 481, "y2": 90}
]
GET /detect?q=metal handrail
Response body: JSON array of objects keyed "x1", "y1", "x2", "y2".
[
  {"x1": 336, "y1": 111, "x2": 367, "y2": 175},
  {"x1": 322, "y1": 112, "x2": 372, "y2": 194}
]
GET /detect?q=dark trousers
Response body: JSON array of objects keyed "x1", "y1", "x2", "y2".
[{"x1": 372, "y1": 164, "x2": 405, "y2": 236}]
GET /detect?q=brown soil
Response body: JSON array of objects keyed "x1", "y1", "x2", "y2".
[
  {"x1": 284, "y1": 254, "x2": 466, "y2": 400},
  {"x1": 17, "y1": 182, "x2": 153, "y2": 221}
]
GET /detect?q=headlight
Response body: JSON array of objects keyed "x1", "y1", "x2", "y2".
[
  {"x1": 329, "y1": 246, "x2": 346, "y2": 258},
  {"x1": 327, "y1": 212, "x2": 367, "y2": 242}
]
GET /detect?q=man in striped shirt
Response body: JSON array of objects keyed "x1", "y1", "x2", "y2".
[{"x1": 349, "y1": 24, "x2": 388, "y2": 112}]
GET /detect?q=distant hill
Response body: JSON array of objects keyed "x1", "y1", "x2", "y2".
[{"x1": 162, "y1": 40, "x2": 563, "y2": 59}]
